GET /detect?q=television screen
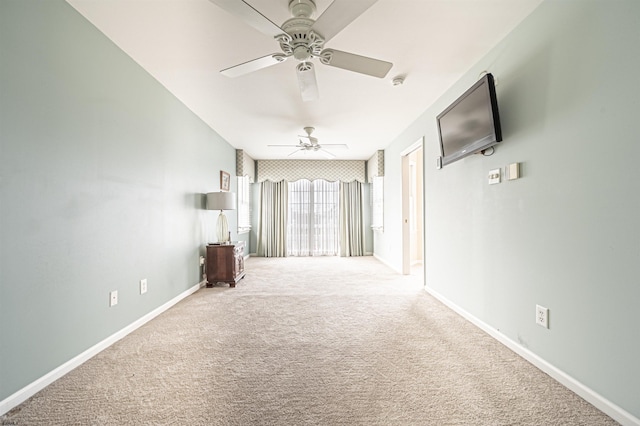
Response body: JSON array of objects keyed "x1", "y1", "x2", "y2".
[{"x1": 437, "y1": 73, "x2": 502, "y2": 167}]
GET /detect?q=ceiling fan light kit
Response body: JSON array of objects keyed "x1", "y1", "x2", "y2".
[
  {"x1": 297, "y1": 62, "x2": 320, "y2": 102},
  {"x1": 210, "y1": 0, "x2": 393, "y2": 101}
]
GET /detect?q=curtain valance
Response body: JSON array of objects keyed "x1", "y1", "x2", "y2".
[{"x1": 256, "y1": 160, "x2": 366, "y2": 183}]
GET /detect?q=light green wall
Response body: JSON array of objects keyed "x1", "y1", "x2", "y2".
[
  {"x1": 0, "y1": 0, "x2": 242, "y2": 401},
  {"x1": 377, "y1": 0, "x2": 640, "y2": 420}
]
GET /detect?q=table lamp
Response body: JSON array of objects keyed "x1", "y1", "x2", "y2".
[{"x1": 206, "y1": 192, "x2": 236, "y2": 243}]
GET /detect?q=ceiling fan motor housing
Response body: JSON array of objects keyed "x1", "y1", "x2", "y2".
[{"x1": 280, "y1": 0, "x2": 324, "y2": 62}]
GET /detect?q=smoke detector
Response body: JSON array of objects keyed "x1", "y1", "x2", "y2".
[{"x1": 392, "y1": 75, "x2": 405, "y2": 86}]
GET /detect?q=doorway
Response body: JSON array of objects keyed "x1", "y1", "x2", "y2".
[{"x1": 401, "y1": 139, "x2": 424, "y2": 279}]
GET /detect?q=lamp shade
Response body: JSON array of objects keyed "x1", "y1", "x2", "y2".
[{"x1": 206, "y1": 192, "x2": 236, "y2": 211}]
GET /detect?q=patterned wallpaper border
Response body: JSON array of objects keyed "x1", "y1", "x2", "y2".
[
  {"x1": 367, "y1": 150, "x2": 384, "y2": 182},
  {"x1": 236, "y1": 150, "x2": 256, "y2": 182}
]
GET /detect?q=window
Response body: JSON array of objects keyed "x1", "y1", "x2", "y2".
[
  {"x1": 371, "y1": 176, "x2": 384, "y2": 231},
  {"x1": 237, "y1": 175, "x2": 251, "y2": 233},
  {"x1": 287, "y1": 179, "x2": 339, "y2": 256}
]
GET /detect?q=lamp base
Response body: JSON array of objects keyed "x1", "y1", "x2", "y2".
[{"x1": 216, "y1": 211, "x2": 229, "y2": 243}]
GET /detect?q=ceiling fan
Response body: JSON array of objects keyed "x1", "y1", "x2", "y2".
[
  {"x1": 209, "y1": 0, "x2": 393, "y2": 101},
  {"x1": 268, "y1": 127, "x2": 348, "y2": 158}
]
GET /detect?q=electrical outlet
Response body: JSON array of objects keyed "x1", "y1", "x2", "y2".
[
  {"x1": 536, "y1": 304, "x2": 549, "y2": 328},
  {"x1": 488, "y1": 168, "x2": 501, "y2": 185},
  {"x1": 140, "y1": 279, "x2": 147, "y2": 295},
  {"x1": 199, "y1": 256, "x2": 205, "y2": 266},
  {"x1": 109, "y1": 290, "x2": 118, "y2": 307}
]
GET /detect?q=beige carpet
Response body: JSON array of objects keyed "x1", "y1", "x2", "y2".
[{"x1": 2, "y1": 256, "x2": 617, "y2": 425}]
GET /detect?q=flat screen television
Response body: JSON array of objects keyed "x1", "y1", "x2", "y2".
[{"x1": 436, "y1": 73, "x2": 502, "y2": 167}]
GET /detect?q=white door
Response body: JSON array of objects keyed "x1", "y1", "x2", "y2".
[{"x1": 401, "y1": 140, "x2": 424, "y2": 277}]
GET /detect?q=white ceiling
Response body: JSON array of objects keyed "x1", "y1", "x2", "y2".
[{"x1": 66, "y1": 0, "x2": 542, "y2": 160}]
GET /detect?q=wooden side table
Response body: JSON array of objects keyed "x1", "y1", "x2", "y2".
[{"x1": 206, "y1": 241, "x2": 245, "y2": 287}]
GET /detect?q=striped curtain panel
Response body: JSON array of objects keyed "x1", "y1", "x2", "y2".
[
  {"x1": 339, "y1": 181, "x2": 364, "y2": 257},
  {"x1": 257, "y1": 180, "x2": 288, "y2": 257}
]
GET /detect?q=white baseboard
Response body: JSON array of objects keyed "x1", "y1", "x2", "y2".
[
  {"x1": 249, "y1": 253, "x2": 374, "y2": 257},
  {"x1": 0, "y1": 280, "x2": 205, "y2": 416},
  {"x1": 424, "y1": 286, "x2": 640, "y2": 426},
  {"x1": 373, "y1": 253, "x2": 402, "y2": 274}
]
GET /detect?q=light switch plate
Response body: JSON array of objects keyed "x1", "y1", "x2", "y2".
[
  {"x1": 488, "y1": 168, "x2": 501, "y2": 185},
  {"x1": 507, "y1": 162, "x2": 520, "y2": 180}
]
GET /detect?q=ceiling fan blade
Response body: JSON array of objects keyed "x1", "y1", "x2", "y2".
[
  {"x1": 317, "y1": 149, "x2": 336, "y2": 159},
  {"x1": 311, "y1": 0, "x2": 378, "y2": 42},
  {"x1": 288, "y1": 148, "x2": 305, "y2": 157},
  {"x1": 297, "y1": 62, "x2": 319, "y2": 102},
  {"x1": 268, "y1": 144, "x2": 299, "y2": 147},
  {"x1": 221, "y1": 54, "x2": 287, "y2": 77},
  {"x1": 208, "y1": 0, "x2": 283, "y2": 38},
  {"x1": 319, "y1": 144, "x2": 349, "y2": 149},
  {"x1": 320, "y1": 49, "x2": 392, "y2": 78}
]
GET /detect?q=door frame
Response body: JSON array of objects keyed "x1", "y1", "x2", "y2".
[{"x1": 401, "y1": 138, "x2": 424, "y2": 275}]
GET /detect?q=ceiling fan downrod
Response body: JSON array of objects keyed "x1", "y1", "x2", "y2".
[{"x1": 289, "y1": 0, "x2": 316, "y2": 19}]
